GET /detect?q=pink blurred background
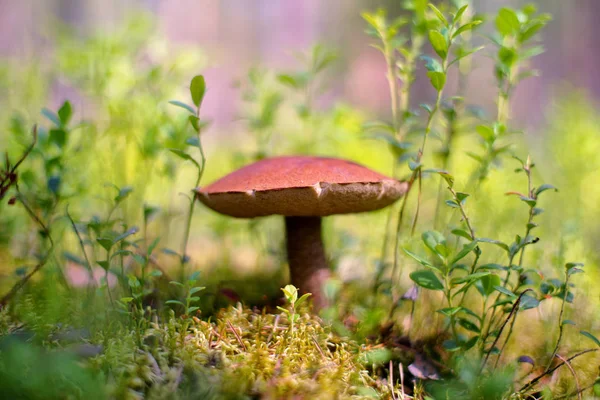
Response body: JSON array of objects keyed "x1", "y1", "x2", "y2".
[{"x1": 0, "y1": 0, "x2": 598, "y2": 130}]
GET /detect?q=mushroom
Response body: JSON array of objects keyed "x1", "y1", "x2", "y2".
[{"x1": 195, "y1": 156, "x2": 408, "y2": 309}]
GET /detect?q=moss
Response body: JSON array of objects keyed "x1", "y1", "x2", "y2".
[{"x1": 78, "y1": 304, "x2": 384, "y2": 399}]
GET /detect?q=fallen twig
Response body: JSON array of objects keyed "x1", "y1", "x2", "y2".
[
  {"x1": 519, "y1": 348, "x2": 598, "y2": 393},
  {"x1": 555, "y1": 354, "x2": 582, "y2": 400}
]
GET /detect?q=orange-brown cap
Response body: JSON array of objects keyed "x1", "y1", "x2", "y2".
[{"x1": 196, "y1": 156, "x2": 408, "y2": 218}]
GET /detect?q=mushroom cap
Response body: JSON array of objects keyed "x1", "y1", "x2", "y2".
[{"x1": 196, "y1": 156, "x2": 408, "y2": 218}]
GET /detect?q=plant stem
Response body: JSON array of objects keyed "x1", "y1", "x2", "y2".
[
  {"x1": 66, "y1": 205, "x2": 96, "y2": 301},
  {"x1": 481, "y1": 289, "x2": 532, "y2": 372},
  {"x1": 545, "y1": 273, "x2": 571, "y2": 374},
  {"x1": 179, "y1": 108, "x2": 206, "y2": 281},
  {"x1": 377, "y1": 30, "x2": 420, "y2": 290},
  {"x1": 390, "y1": 51, "x2": 449, "y2": 309},
  {"x1": 481, "y1": 253, "x2": 516, "y2": 347},
  {"x1": 518, "y1": 156, "x2": 534, "y2": 266},
  {"x1": 383, "y1": 40, "x2": 399, "y2": 132}
]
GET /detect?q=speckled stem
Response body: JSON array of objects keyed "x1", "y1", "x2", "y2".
[{"x1": 285, "y1": 216, "x2": 330, "y2": 310}]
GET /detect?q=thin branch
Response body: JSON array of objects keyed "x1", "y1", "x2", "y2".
[
  {"x1": 519, "y1": 348, "x2": 598, "y2": 393},
  {"x1": 226, "y1": 320, "x2": 247, "y2": 352},
  {"x1": 0, "y1": 243, "x2": 55, "y2": 307},
  {"x1": 481, "y1": 289, "x2": 532, "y2": 372},
  {"x1": 1, "y1": 125, "x2": 37, "y2": 200},
  {"x1": 553, "y1": 381, "x2": 596, "y2": 400},
  {"x1": 545, "y1": 274, "x2": 571, "y2": 374},
  {"x1": 555, "y1": 354, "x2": 582, "y2": 400}
]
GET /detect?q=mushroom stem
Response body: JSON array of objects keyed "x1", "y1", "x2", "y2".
[{"x1": 285, "y1": 216, "x2": 330, "y2": 310}]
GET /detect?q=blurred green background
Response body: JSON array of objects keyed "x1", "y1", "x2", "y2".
[{"x1": 0, "y1": 0, "x2": 599, "y2": 333}]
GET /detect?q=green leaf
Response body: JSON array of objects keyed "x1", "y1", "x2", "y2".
[
  {"x1": 410, "y1": 270, "x2": 444, "y2": 291},
  {"x1": 429, "y1": 30, "x2": 447, "y2": 58},
  {"x1": 169, "y1": 100, "x2": 196, "y2": 114},
  {"x1": 455, "y1": 192, "x2": 469, "y2": 204},
  {"x1": 437, "y1": 307, "x2": 462, "y2": 316},
  {"x1": 97, "y1": 260, "x2": 110, "y2": 270},
  {"x1": 128, "y1": 275, "x2": 140, "y2": 288},
  {"x1": 168, "y1": 149, "x2": 200, "y2": 169},
  {"x1": 189, "y1": 115, "x2": 200, "y2": 132},
  {"x1": 453, "y1": 5, "x2": 469, "y2": 23},
  {"x1": 443, "y1": 339, "x2": 461, "y2": 352},
  {"x1": 144, "y1": 204, "x2": 160, "y2": 223},
  {"x1": 41, "y1": 108, "x2": 61, "y2": 126},
  {"x1": 463, "y1": 336, "x2": 479, "y2": 351},
  {"x1": 449, "y1": 46, "x2": 484, "y2": 67},
  {"x1": 451, "y1": 229, "x2": 472, "y2": 240},
  {"x1": 403, "y1": 248, "x2": 437, "y2": 270},
  {"x1": 566, "y1": 262, "x2": 584, "y2": 270},
  {"x1": 491, "y1": 299, "x2": 514, "y2": 308},
  {"x1": 457, "y1": 317, "x2": 480, "y2": 333},
  {"x1": 115, "y1": 186, "x2": 134, "y2": 203},
  {"x1": 519, "y1": 294, "x2": 540, "y2": 310},
  {"x1": 63, "y1": 252, "x2": 87, "y2": 267},
  {"x1": 428, "y1": 4, "x2": 448, "y2": 26},
  {"x1": 96, "y1": 238, "x2": 113, "y2": 252},
  {"x1": 476, "y1": 125, "x2": 495, "y2": 143},
  {"x1": 294, "y1": 293, "x2": 312, "y2": 308},
  {"x1": 57, "y1": 101, "x2": 73, "y2": 126},
  {"x1": 189, "y1": 271, "x2": 201, "y2": 282},
  {"x1": 113, "y1": 227, "x2": 139, "y2": 244},
  {"x1": 494, "y1": 285, "x2": 517, "y2": 298},
  {"x1": 562, "y1": 320, "x2": 576, "y2": 326},
  {"x1": 149, "y1": 270, "x2": 163, "y2": 277},
  {"x1": 111, "y1": 250, "x2": 132, "y2": 259},
  {"x1": 498, "y1": 46, "x2": 518, "y2": 67},
  {"x1": 459, "y1": 307, "x2": 483, "y2": 323},
  {"x1": 427, "y1": 71, "x2": 446, "y2": 91},
  {"x1": 520, "y1": 197, "x2": 537, "y2": 207},
  {"x1": 190, "y1": 75, "x2": 206, "y2": 108},
  {"x1": 478, "y1": 238, "x2": 509, "y2": 252},
  {"x1": 519, "y1": 23, "x2": 543, "y2": 43},
  {"x1": 451, "y1": 241, "x2": 478, "y2": 265},
  {"x1": 276, "y1": 306, "x2": 291, "y2": 315},
  {"x1": 580, "y1": 331, "x2": 600, "y2": 347},
  {"x1": 408, "y1": 161, "x2": 421, "y2": 171},
  {"x1": 362, "y1": 120, "x2": 395, "y2": 134},
  {"x1": 169, "y1": 281, "x2": 184, "y2": 287},
  {"x1": 476, "y1": 274, "x2": 501, "y2": 297},
  {"x1": 431, "y1": 169, "x2": 454, "y2": 188},
  {"x1": 452, "y1": 271, "x2": 490, "y2": 284},
  {"x1": 365, "y1": 132, "x2": 412, "y2": 156},
  {"x1": 132, "y1": 254, "x2": 146, "y2": 266},
  {"x1": 277, "y1": 73, "x2": 306, "y2": 89},
  {"x1": 445, "y1": 199, "x2": 459, "y2": 208},
  {"x1": 496, "y1": 8, "x2": 520, "y2": 36},
  {"x1": 535, "y1": 184, "x2": 557, "y2": 196},
  {"x1": 361, "y1": 348, "x2": 392, "y2": 366},
  {"x1": 422, "y1": 231, "x2": 447, "y2": 257},
  {"x1": 419, "y1": 103, "x2": 433, "y2": 114},
  {"x1": 453, "y1": 21, "x2": 482, "y2": 38},
  {"x1": 186, "y1": 136, "x2": 200, "y2": 147},
  {"x1": 187, "y1": 306, "x2": 200, "y2": 313},
  {"x1": 478, "y1": 263, "x2": 506, "y2": 271},
  {"x1": 166, "y1": 300, "x2": 185, "y2": 307},
  {"x1": 421, "y1": 55, "x2": 443, "y2": 72},
  {"x1": 147, "y1": 237, "x2": 161, "y2": 256},
  {"x1": 282, "y1": 284, "x2": 298, "y2": 303},
  {"x1": 189, "y1": 286, "x2": 205, "y2": 295},
  {"x1": 49, "y1": 129, "x2": 67, "y2": 148}
]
